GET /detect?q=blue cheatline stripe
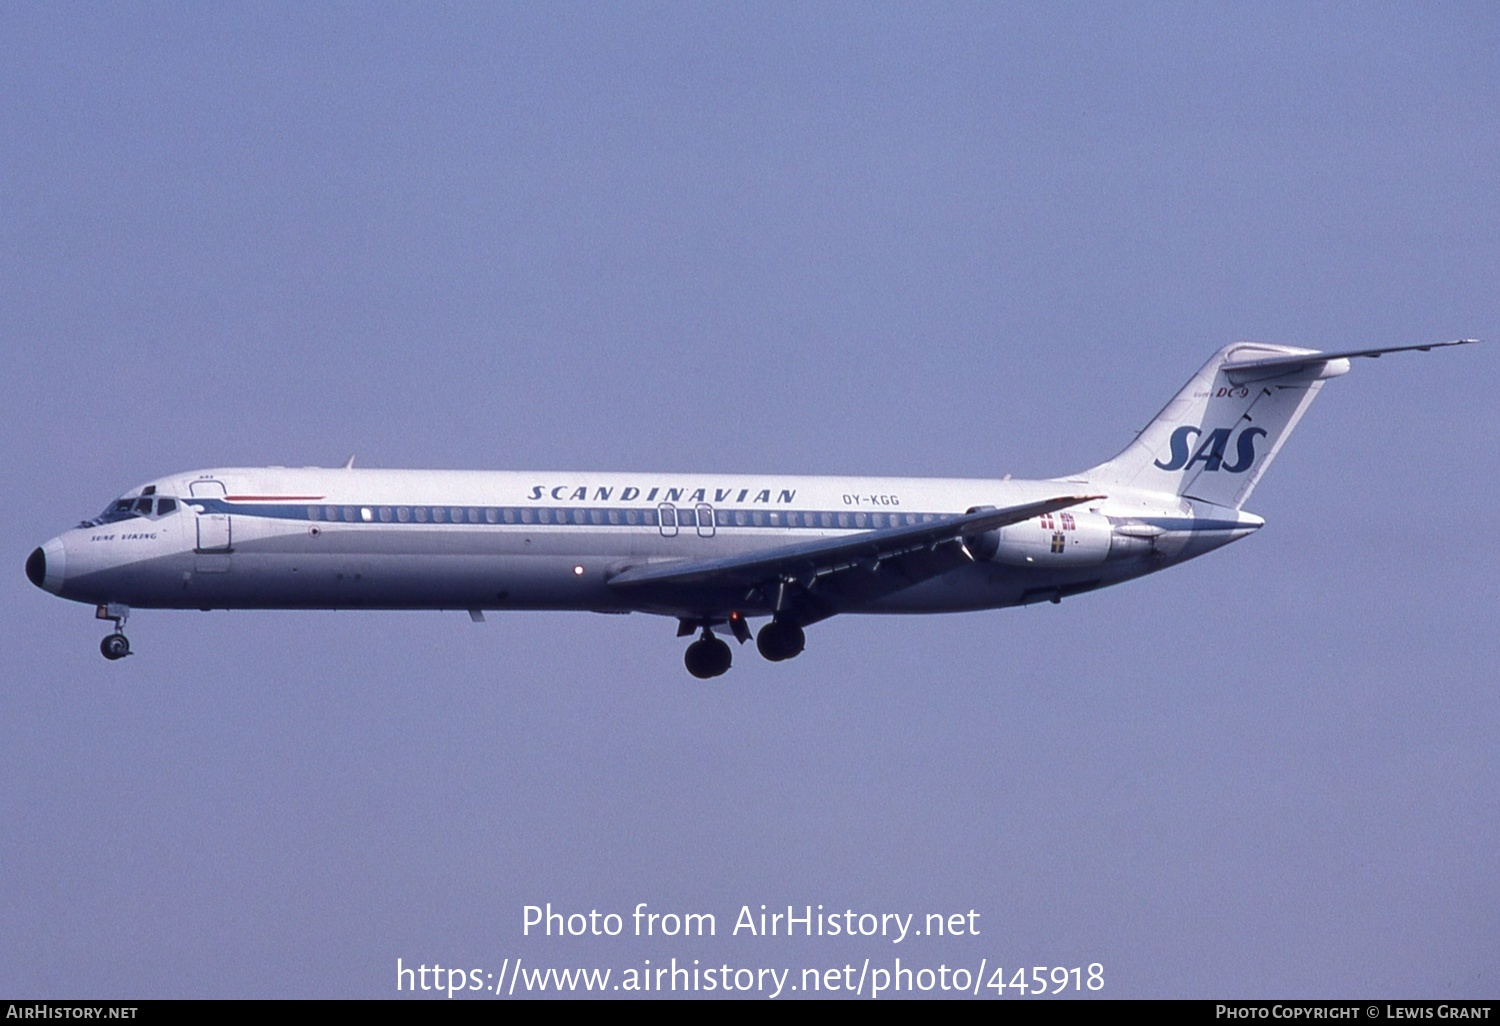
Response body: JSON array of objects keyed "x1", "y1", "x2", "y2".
[
  {"x1": 184, "y1": 498, "x2": 948, "y2": 532},
  {"x1": 179, "y1": 501, "x2": 1252, "y2": 535}
]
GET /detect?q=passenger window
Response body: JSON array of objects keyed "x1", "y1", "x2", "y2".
[
  {"x1": 379, "y1": 507, "x2": 392, "y2": 522},
  {"x1": 397, "y1": 507, "x2": 410, "y2": 522},
  {"x1": 752, "y1": 512, "x2": 764, "y2": 526},
  {"x1": 608, "y1": 510, "x2": 620, "y2": 525},
  {"x1": 855, "y1": 513, "x2": 866, "y2": 528},
  {"x1": 486, "y1": 509, "x2": 498, "y2": 524},
  {"x1": 415, "y1": 507, "x2": 428, "y2": 522},
  {"x1": 626, "y1": 509, "x2": 639, "y2": 525},
  {"x1": 308, "y1": 505, "x2": 321, "y2": 521},
  {"x1": 433, "y1": 507, "x2": 446, "y2": 523},
  {"x1": 837, "y1": 513, "x2": 849, "y2": 528},
  {"x1": 538, "y1": 509, "x2": 551, "y2": 524},
  {"x1": 344, "y1": 507, "x2": 356, "y2": 522},
  {"x1": 590, "y1": 509, "x2": 603, "y2": 525},
  {"x1": 520, "y1": 508, "x2": 533, "y2": 524},
  {"x1": 503, "y1": 508, "x2": 515, "y2": 524},
  {"x1": 468, "y1": 508, "x2": 479, "y2": 523},
  {"x1": 821, "y1": 513, "x2": 833, "y2": 528}
]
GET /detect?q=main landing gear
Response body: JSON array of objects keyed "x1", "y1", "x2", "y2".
[
  {"x1": 96, "y1": 603, "x2": 131, "y2": 661},
  {"x1": 680, "y1": 616, "x2": 807, "y2": 678}
]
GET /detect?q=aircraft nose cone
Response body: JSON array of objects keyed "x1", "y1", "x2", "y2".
[{"x1": 27, "y1": 538, "x2": 66, "y2": 594}]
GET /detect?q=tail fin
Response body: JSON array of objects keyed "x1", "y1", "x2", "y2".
[{"x1": 1077, "y1": 342, "x2": 1342, "y2": 509}]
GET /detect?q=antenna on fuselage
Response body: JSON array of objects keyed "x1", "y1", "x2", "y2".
[{"x1": 343, "y1": 454, "x2": 356, "y2": 469}]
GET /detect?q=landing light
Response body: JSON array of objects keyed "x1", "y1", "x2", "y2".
[{"x1": 573, "y1": 565, "x2": 584, "y2": 575}]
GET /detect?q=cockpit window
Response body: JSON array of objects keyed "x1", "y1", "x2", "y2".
[{"x1": 89, "y1": 494, "x2": 179, "y2": 525}]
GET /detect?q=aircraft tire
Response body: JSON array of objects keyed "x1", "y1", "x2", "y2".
[
  {"x1": 101, "y1": 633, "x2": 131, "y2": 660},
  {"x1": 756, "y1": 620, "x2": 805, "y2": 662},
  {"x1": 685, "y1": 636, "x2": 731, "y2": 679}
]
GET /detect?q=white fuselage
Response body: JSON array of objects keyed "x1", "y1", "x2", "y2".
[
  {"x1": 32, "y1": 465, "x2": 1260, "y2": 621},
  {"x1": 27, "y1": 341, "x2": 1470, "y2": 673}
]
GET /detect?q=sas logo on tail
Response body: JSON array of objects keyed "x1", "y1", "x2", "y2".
[{"x1": 1154, "y1": 426, "x2": 1268, "y2": 473}]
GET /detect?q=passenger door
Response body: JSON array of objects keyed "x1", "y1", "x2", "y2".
[{"x1": 189, "y1": 479, "x2": 232, "y2": 564}]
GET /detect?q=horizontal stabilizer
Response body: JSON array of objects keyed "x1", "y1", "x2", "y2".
[{"x1": 1224, "y1": 338, "x2": 1479, "y2": 384}]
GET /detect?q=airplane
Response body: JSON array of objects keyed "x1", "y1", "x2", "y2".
[{"x1": 26, "y1": 339, "x2": 1476, "y2": 678}]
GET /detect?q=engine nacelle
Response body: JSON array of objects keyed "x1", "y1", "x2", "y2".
[{"x1": 974, "y1": 509, "x2": 1116, "y2": 567}]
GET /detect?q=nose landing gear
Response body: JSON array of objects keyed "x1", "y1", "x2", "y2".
[{"x1": 95, "y1": 604, "x2": 132, "y2": 661}]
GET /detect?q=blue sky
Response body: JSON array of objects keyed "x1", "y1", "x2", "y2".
[{"x1": 3, "y1": 3, "x2": 1496, "y2": 998}]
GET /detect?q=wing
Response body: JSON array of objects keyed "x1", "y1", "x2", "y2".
[{"x1": 606, "y1": 494, "x2": 1103, "y2": 624}]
